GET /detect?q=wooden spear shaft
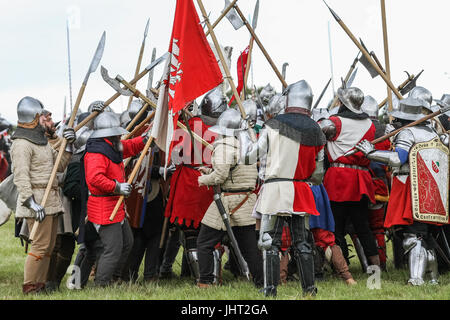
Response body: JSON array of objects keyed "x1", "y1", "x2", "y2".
[
  {"x1": 380, "y1": 0, "x2": 393, "y2": 113},
  {"x1": 126, "y1": 40, "x2": 146, "y2": 110},
  {"x1": 197, "y1": 0, "x2": 257, "y2": 142},
  {"x1": 378, "y1": 74, "x2": 414, "y2": 108},
  {"x1": 233, "y1": 4, "x2": 288, "y2": 89},
  {"x1": 326, "y1": 4, "x2": 402, "y2": 99},
  {"x1": 242, "y1": 38, "x2": 255, "y2": 100},
  {"x1": 109, "y1": 136, "x2": 154, "y2": 221}
]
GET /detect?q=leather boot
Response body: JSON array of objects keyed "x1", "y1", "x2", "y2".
[
  {"x1": 22, "y1": 282, "x2": 45, "y2": 294},
  {"x1": 330, "y1": 245, "x2": 356, "y2": 285}
]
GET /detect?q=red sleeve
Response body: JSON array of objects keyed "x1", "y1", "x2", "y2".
[
  {"x1": 84, "y1": 153, "x2": 116, "y2": 194},
  {"x1": 122, "y1": 136, "x2": 145, "y2": 159},
  {"x1": 329, "y1": 116, "x2": 342, "y2": 141}
]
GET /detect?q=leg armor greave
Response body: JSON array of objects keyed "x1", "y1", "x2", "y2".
[
  {"x1": 290, "y1": 216, "x2": 317, "y2": 296},
  {"x1": 212, "y1": 248, "x2": 223, "y2": 285},
  {"x1": 403, "y1": 233, "x2": 426, "y2": 286},
  {"x1": 259, "y1": 214, "x2": 281, "y2": 297},
  {"x1": 185, "y1": 249, "x2": 200, "y2": 282},
  {"x1": 426, "y1": 249, "x2": 439, "y2": 285}
]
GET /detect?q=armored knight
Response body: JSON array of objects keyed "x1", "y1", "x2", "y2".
[
  {"x1": 356, "y1": 96, "x2": 448, "y2": 285},
  {"x1": 240, "y1": 80, "x2": 326, "y2": 297},
  {"x1": 10, "y1": 96, "x2": 75, "y2": 294},
  {"x1": 164, "y1": 85, "x2": 226, "y2": 282},
  {"x1": 196, "y1": 108, "x2": 263, "y2": 288}
]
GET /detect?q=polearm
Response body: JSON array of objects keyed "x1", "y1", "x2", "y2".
[
  {"x1": 312, "y1": 78, "x2": 332, "y2": 110},
  {"x1": 323, "y1": 0, "x2": 403, "y2": 99},
  {"x1": 345, "y1": 104, "x2": 450, "y2": 157},
  {"x1": 232, "y1": 4, "x2": 288, "y2": 89},
  {"x1": 66, "y1": 20, "x2": 73, "y2": 113},
  {"x1": 197, "y1": 0, "x2": 257, "y2": 142},
  {"x1": 378, "y1": 73, "x2": 415, "y2": 108},
  {"x1": 205, "y1": 0, "x2": 239, "y2": 37},
  {"x1": 380, "y1": 0, "x2": 393, "y2": 113},
  {"x1": 126, "y1": 18, "x2": 150, "y2": 110},
  {"x1": 146, "y1": 48, "x2": 157, "y2": 98},
  {"x1": 328, "y1": 51, "x2": 361, "y2": 110},
  {"x1": 29, "y1": 31, "x2": 106, "y2": 241},
  {"x1": 242, "y1": 0, "x2": 259, "y2": 99}
]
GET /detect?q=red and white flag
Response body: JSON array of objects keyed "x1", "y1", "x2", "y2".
[
  {"x1": 151, "y1": 0, "x2": 223, "y2": 164},
  {"x1": 228, "y1": 45, "x2": 249, "y2": 106}
]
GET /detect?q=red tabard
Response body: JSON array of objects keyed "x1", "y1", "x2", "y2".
[
  {"x1": 384, "y1": 176, "x2": 413, "y2": 228},
  {"x1": 164, "y1": 117, "x2": 217, "y2": 228},
  {"x1": 323, "y1": 116, "x2": 376, "y2": 203},
  {"x1": 85, "y1": 136, "x2": 145, "y2": 225}
]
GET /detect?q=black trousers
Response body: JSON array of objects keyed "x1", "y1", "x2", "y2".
[
  {"x1": 331, "y1": 198, "x2": 379, "y2": 260},
  {"x1": 197, "y1": 223, "x2": 263, "y2": 287}
]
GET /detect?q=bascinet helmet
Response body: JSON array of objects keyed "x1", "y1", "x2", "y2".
[
  {"x1": 264, "y1": 93, "x2": 286, "y2": 117},
  {"x1": 361, "y1": 95, "x2": 379, "y2": 119},
  {"x1": 408, "y1": 86, "x2": 433, "y2": 111},
  {"x1": 259, "y1": 83, "x2": 276, "y2": 106},
  {"x1": 208, "y1": 108, "x2": 242, "y2": 137}
]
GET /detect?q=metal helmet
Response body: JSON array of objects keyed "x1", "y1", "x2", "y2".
[
  {"x1": 119, "y1": 110, "x2": 131, "y2": 128},
  {"x1": 259, "y1": 83, "x2": 276, "y2": 106},
  {"x1": 0, "y1": 117, "x2": 12, "y2": 131},
  {"x1": 73, "y1": 126, "x2": 93, "y2": 154},
  {"x1": 311, "y1": 108, "x2": 330, "y2": 122},
  {"x1": 75, "y1": 112, "x2": 94, "y2": 130},
  {"x1": 435, "y1": 94, "x2": 450, "y2": 109},
  {"x1": 17, "y1": 96, "x2": 44, "y2": 125},
  {"x1": 90, "y1": 111, "x2": 129, "y2": 139},
  {"x1": 88, "y1": 100, "x2": 112, "y2": 113},
  {"x1": 337, "y1": 87, "x2": 364, "y2": 114},
  {"x1": 242, "y1": 99, "x2": 258, "y2": 122},
  {"x1": 264, "y1": 93, "x2": 286, "y2": 117},
  {"x1": 208, "y1": 108, "x2": 242, "y2": 137},
  {"x1": 361, "y1": 95, "x2": 379, "y2": 119},
  {"x1": 283, "y1": 80, "x2": 313, "y2": 110},
  {"x1": 408, "y1": 86, "x2": 432, "y2": 110},
  {"x1": 199, "y1": 86, "x2": 228, "y2": 118},
  {"x1": 391, "y1": 96, "x2": 428, "y2": 121},
  {"x1": 128, "y1": 99, "x2": 143, "y2": 120}
]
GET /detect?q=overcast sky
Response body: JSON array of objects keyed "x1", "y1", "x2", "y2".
[{"x1": 1, "y1": 0, "x2": 450, "y2": 124}]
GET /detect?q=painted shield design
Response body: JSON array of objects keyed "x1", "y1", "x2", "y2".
[{"x1": 409, "y1": 138, "x2": 449, "y2": 224}]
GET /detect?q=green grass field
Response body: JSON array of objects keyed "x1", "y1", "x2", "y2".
[{"x1": 0, "y1": 218, "x2": 449, "y2": 300}]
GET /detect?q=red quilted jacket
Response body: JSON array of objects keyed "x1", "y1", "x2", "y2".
[{"x1": 84, "y1": 136, "x2": 144, "y2": 225}]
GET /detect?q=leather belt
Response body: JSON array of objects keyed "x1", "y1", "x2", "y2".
[
  {"x1": 222, "y1": 189, "x2": 254, "y2": 194},
  {"x1": 330, "y1": 163, "x2": 369, "y2": 172},
  {"x1": 264, "y1": 178, "x2": 307, "y2": 184}
]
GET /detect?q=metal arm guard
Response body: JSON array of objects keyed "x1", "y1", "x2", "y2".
[
  {"x1": 238, "y1": 128, "x2": 268, "y2": 165},
  {"x1": 318, "y1": 119, "x2": 336, "y2": 141},
  {"x1": 307, "y1": 149, "x2": 325, "y2": 185},
  {"x1": 366, "y1": 150, "x2": 402, "y2": 167}
]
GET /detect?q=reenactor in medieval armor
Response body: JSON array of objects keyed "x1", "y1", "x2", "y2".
[
  {"x1": 10, "y1": 96, "x2": 75, "y2": 294},
  {"x1": 356, "y1": 96, "x2": 449, "y2": 285},
  {"x1": 163, "y1": 86, "x2": 225, "y2": 282},
  {"x1": 240, "y1": 80, "x2": 326, "y2": 297},
  {"x1": 196, "y1": 108, "x2": 263, "y2": 288},
  {"x1": 319, "y1": 87, "x2": 381, "y2": 269}
]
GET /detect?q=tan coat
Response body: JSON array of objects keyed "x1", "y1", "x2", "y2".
[
  {"x1": 10, "y1": 137, "x2": 71, "y2": 219},
  {"x1": 198, "y1": 136, "x2": 258, "y2": 231}
]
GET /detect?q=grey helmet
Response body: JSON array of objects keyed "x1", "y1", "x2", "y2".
[
  {"x1": 90, "y1": 111, "x2": 129, "y2": 139},
  {"x1": 283, "y1": 80, "x2": 313, "y2": 111},
  {"x1": 17, "y1": 96, "x2": 44, "y2": 126},
  {"x1": 88, "y1": 100, "x2": 112, "y2": 113},
  {"x1": 336, "y1": 87, "x2": 364, "y2": 114},
  {"x1": 75, "y1": 112, "x2": 94, "y2": 130},
  {"x1": 119, "y1": 110, "x2": 131, "y2": 128},
  {"x1": 208, "y1": 108, "x2": 242, "y2": 137},
  {"x1": 391, "y1": 96, "x2": 428, "y2": 121},
  {"x1": 242, "y1": 99, "x2": 258, "y2": 123},
  {"x1": 408, "y1": 86, "x2": 432, "y2": 111},
  {"x1": 0, "y1": 117, "x2": 12, "y2": 131},
  {"x1": 259, "y1": 83, "x2": 276, "y2": 106},
  {"x1": 361, "y1": 95, "x2": 379, "y2": 119},
  {"x1": 264, "y1": 93, "x2": 286, "y2": 117},
  {"x1": 73, "y1": 126, "x2": 93, "y2": 154},
  {"x1": 199, "y1": 86, "x2": 228, "y2": 118},
  {"x1": 311, "y1": 108, "x2": 330, "y2": 122},
  {"x1": 434, "y1": 93, "x2": 450, "y2": 116},
  {"x1": 128, "y1": 99, "x2": 144, "y2": 120}
]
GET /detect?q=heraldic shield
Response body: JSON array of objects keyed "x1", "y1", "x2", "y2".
[{"x1": 410, "y1": 138, "x2": 450, "y2": 224}]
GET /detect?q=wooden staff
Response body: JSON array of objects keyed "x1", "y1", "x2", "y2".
[
  {"x1": 126, "y1": 19, "x2": 150, "y2": 110},
  {"x1": 197, "y1": 0, "x2": 257, "y2": 142},
  {"x1": 324, "y1": 1, "x2": 402, "y2": 99},
  {"x1": 30, "y1": 32, "x2": 106, "y2": 241},
  {"x1": 109, "y1": 136, "x2": 154, "y2": 221},
  {"x1": 380, "y1": 0, "x2": 393, "y2": 114},
  {"x1": 233, "y1": 4, "x2": 288, "y2": 89}
]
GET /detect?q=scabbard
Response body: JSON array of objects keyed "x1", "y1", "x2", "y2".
[{"x1": 212, "y1": 185, "x2": 250, "y2": 280}]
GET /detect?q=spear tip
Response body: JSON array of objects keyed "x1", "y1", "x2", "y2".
[{"x1": 322, "y1": 0, "x2": 341, "y2": 22}]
